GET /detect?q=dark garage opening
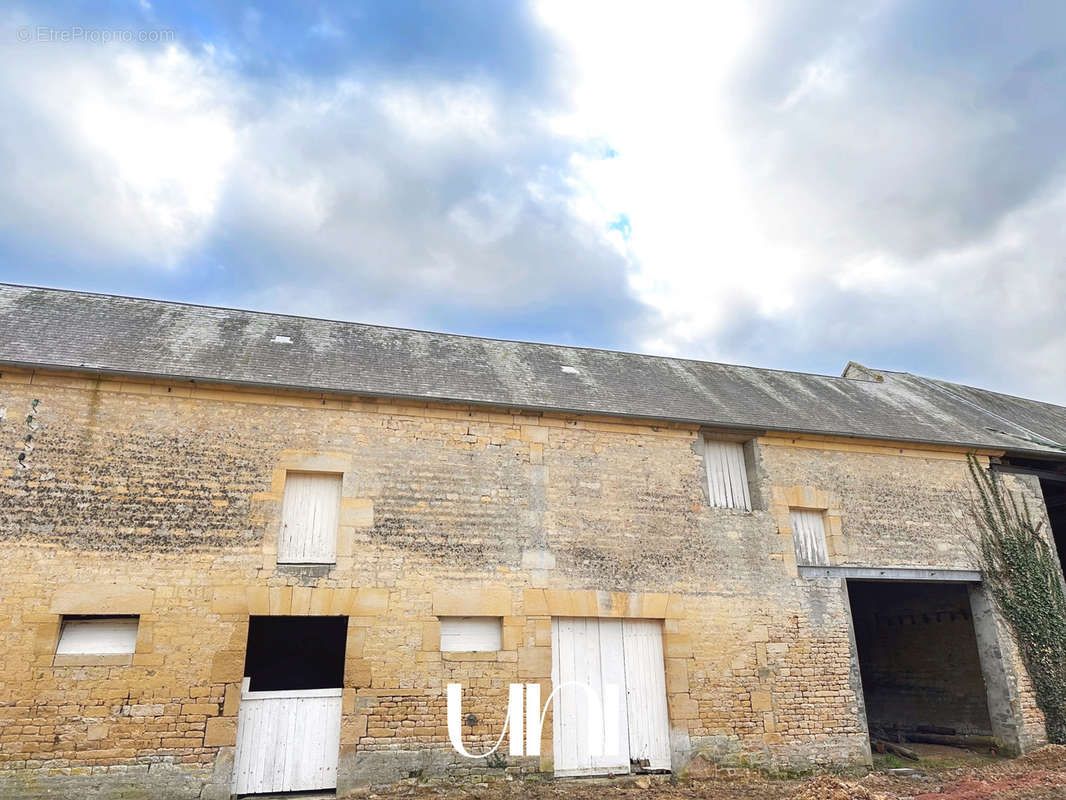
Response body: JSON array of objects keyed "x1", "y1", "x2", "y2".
[
  {"x1": 244, "y1": 616, "x2": 347, "y2": 692},
  {"x1": 848, "y1": 581, "x2": 993, "y2": 742},
  {"x1": 1039, "y1": 476, "x2": 1066, "y2": 582},
  {"x1": 994, "y1": 458, "x2": 1066, "y2": 583}
]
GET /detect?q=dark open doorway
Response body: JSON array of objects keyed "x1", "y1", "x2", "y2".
[
  {"x1": 848, "y1": 581, "x2": 993, "y2": 744},
  {"x1": 1038, "y1": 476, "x2": 1066, "y2": 581},
  {"x1": 994, "y1": 458, "x2": 1066, "y2": 583},
  {"x1": 244, "y1": 615, "x2": 348, "y2": 691}
]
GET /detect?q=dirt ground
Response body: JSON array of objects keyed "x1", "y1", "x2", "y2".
[{"x1": 364, "y1": 744, "x2": 1066, "y2": 800}]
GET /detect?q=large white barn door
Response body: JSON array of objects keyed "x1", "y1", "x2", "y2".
[
  {"x1": 622, "y1": 620, "x2": 672, "y2": 770},
  {"x1": 232, "y1": 678, "x2": 342, "y2": 795},
  {"x1": 551, "y1": 618, "x2": 670, "y2": 776},
  {"x1": 551, "y1": 618, "x2": 630, "y2": 776}
]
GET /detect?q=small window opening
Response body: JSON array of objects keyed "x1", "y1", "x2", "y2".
[
  {"x1": 704, "y1": 438, "x2": 752, "y2": 510},
  {"x1": 244, "y1": 616, "x2": 348, "y2": 692},
  {"x1": 278, "y1": 472, "x2": 343, "y2": 565},
  {"x1": 56, "y1": 615, "x2": 139, "y2": 655},
  {"x1": 790, "y1": 508, "x2": 829, "y2": 566},
  {"x1": 439, "y1": 617, "x2": 502, "y2": 652}
]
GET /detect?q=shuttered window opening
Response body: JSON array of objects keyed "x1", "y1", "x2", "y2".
[
  {"x1": 278, "y1": 472, "x2": 343, "y2": 564},
  {"x1": 790, "y1": 508, "x2": 829, "y2": 566},
  {"x1": 56, "y1": 616, "x2": 138, "y2": 655},
  {"x1": 439, "y1": 617, "x2": 502, "y2": 652},
  {"x1": 704, "y1": 439, "x2": 752, "y2": 511}
]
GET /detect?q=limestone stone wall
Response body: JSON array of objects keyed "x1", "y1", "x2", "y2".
[{"x1": 0, "y1": 368, "x2": 1048, "y2": 797}]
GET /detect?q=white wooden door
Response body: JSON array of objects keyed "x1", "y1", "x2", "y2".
[
  {"x1": 552, "y1": 618, "x2": 671, "y2": 776},
  {"x1": 622, "y1": 619, "x2": 672, "y2": 770},
  {"x1": 232, "y1": 678, "x2": 342, "y2": 795},
  {"x1": 551, "y1": 617, "x2": 630, "y2": 776}
]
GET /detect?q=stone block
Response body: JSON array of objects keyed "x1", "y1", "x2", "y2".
[
  {"x1": 523, "y1": 589, "x2": 549, "y2": 616},
  {"x1": 182, "y1": 703, "x2": 219, "y2": 717},
  {"x1": 345, "y1": 659, "x2": 373, "y2": 688},
  {"x1": 210, "y1": 651, "x2": 245, "y2": 684},
  {"x1": 664, "y1": 634, "x2": 692, "y2": 658},
  {"x1": 291, "y1": 586, "x2": 312, "y2": 615},
  {"x1": 50, "y1": 584, "x2": 154, "y2": 614},
  {"x1": 341, "y1": 714, "x2": 368, "y2": 744},
  {"x1": 640, "y1": 593, "x2": 669, "y2": 618},
  {"x1": 665, "y1": 658, "x2": 689, "y2": 694},
  {"x1": 204, "y1": 717, "x2": 237, "y2": 747},
  {"x1": 346, "y1": 626, "x2": 367, "y2": 658},
  {"x1": 432, "y1": 588, "x2": 512, "y2": 616},
  {"x1": 222, "y1": 684, "x2": 241, "y2": 716},
  {"x1": 668, "y1": 693, "x2": 699, "y2": 720},
  {"x1": 501, "y1": 625, "x2": 523, "y2": 651},
  {"x1": 534, "y1": 618, "x2": 552, "y2": 646},
  {"x1": 309, "y1": 587, "x2": 332, "y2": 615},
  {"x1": 518, "y1": 646, "x2": 551, "y2": 678},
  {"x1": 351, "y1": 588, "x2": 389, "y2": 616},
  {"x1": 422, "y1": 621, "x2": 440, "y2": 651},
  {"x1": 246, "y1": 586, "x2": 270, "y2": 614},
  {"x1": 210, "y1": 586, "x2": 248, "y2": 615},
  {"x1": 751, "y1": 690, "x2": 772, "y2": 713},
  {"x1": 340, "y1": 498, "x2": 374, "y2": 528}
]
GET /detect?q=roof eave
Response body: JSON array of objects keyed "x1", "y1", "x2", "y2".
[{"x1": 2, "y1": 358, "x2": 1049, "y2": 457}]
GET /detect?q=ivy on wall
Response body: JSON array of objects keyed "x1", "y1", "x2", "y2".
[{"x1": 967, "y1": 454, "x2": 1066, "y2": 744}]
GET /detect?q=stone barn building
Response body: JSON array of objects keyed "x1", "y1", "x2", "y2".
[{"x1": 1, "y1": 284, "x2": 1065, "y2": 798}]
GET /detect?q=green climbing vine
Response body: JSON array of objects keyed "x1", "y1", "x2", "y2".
[{"x1": 967, "y1": 453, "x2": 1066, "y2": 743}]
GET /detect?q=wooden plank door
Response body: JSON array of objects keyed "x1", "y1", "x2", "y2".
[
  {"x1": 551, "y1": 618, "x2": 630, "y2": 776},
  {"x1": 232, "y1": 679, "x2": 342, "y2": 795},
  {"x1": 621, "y1": 619, "x2": 672, "y2": 771}
]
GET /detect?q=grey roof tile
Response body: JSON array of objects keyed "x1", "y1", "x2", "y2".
[{"x1": 0, "y1": 283, "x2": 1063, "y2": 456}]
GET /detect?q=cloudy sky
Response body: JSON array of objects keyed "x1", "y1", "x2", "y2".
[{"x1": 2, "y1": 2, "x2": 1066, "y2": 403}]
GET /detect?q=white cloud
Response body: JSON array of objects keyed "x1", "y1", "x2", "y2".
[
  {"x1": 535, "y1": 0, "x2": 1066, "y2": 402},
  {"x1": 537, "y1": 0, "x2": 805, "y2": 355},
  {"x1": 377, "y1": 82, "x2": 501, "y2": 146},
  {"x1": 0, "y1": 27, "x2": 236, "y2": 263},
  {"x1": 0, "y1": 17, "x2": 641, "y2": 339}
]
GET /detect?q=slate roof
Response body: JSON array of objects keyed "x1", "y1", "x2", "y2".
[{"x1": 0, "y1": 283, "x2": 1064, "y2": 457}]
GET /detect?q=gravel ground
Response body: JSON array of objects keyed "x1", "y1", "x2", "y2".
[{"x1": 360, "y1": 744, "x2": 1066, "y2": 800}]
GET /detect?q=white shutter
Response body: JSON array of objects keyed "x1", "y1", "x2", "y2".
[
  {"x1": 621, "y1": 620, "x2": 671, "y2": 771},
  {"x1": 278, "y1": 473, "x2": 342, "y2": 564},
  {"x1": 704, "y1": 440, "x2": 751, "y2": 510},
  {"x1": 790, "y1": 509, "x2": 829, "y2": 566},
  {"x1": 56, "y1": 617, "x2": 138, "y2": 655},
  {"x1": 439, "y1": 617, "x2": 502, "y2": 651}
]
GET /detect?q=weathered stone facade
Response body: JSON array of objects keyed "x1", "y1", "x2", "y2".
[{"x1": 0, "y1": 367, "x2": 1049, "y2": 798}]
